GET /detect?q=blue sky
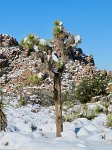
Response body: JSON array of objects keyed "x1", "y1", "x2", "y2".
[{"x1": 0, "y1": 0, "x2": 112, "y2": 71}]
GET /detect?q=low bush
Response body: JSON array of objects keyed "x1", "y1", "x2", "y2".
[
  {"x1": 28, "y1": 74, "x2": 41, "y2": 85},
  {"x1": 95, "y1": 105, "x2": 103, "y2": 114},
  {"x1": 64, "y1": 112, "x2": 80, "y2": 122},
  {"x1": 106, "y1": 114, "x2": 112, "y2": 127},
  {"x1": 18, "y1": 94, "x2": 28, "y2": 107},
  {"x1": 33, "y1": 89, "x2": 54, "y2": 106},
  {"x1": 75, "y1": 75, "x2": 108, "y2": 103},
  {"x1": 79, "y1": 104, "x2": 97, "y2": 120}
]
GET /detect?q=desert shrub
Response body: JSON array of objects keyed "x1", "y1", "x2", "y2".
[
  {"x1": 16, "y1": 85, "x2": 29, "y2": 107},
  {"x1": 63, "y1": 104, "x2": 97, "y2": 122},
  {"x1": 61, "y1": 84, "x2": 79, "y2": 108},
  {"x1": 100, "y1": 97, "x2": 112, "y2": 115},
  {"x1": 79, "y1": 110, "x2": 96, "y2": 120},
  {"x1": 63, "y1": 111, "x2": 80, "y2": 122},
  {"x1": 61, "y1": 90, "x2": 74, "y2": 103},
  {"x1": 106, "y1": 114, "x2": 112, "y2": 127},
  {"x1": 28, "y1": 74, "x2": 41, "y2": 85},
  {"x1": 79, "y1": 104, "x2": 97, "y2": 120},
  {"x1": 95, "y1": 105, "x2": 103, "y2": 114},
  {"x1": 64, "y1": 115, "x2": 73, "y2": 122},
  {"x1": 33, "y1": 89, "x2": 54, "y2": 106},
  {"x1": 75, "y1": 75, "x2": 108, "y2": 103},
  {"x1": 18, "y1": 94, "x2": 27, "y2": 107}
]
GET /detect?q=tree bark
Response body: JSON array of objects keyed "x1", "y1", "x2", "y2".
[
  {"x1": 54, "y1": 73, "x2": 63, "y2": 137},
  {"x1": 0, "y1": 109, "x2": 7, "y2": 131}
]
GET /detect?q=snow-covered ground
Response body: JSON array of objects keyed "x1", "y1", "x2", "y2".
[{"x1": 0, "y1": 104, "x2": 112, "y2": 150}]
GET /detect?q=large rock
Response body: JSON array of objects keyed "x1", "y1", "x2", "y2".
[
  {"x1": 0, "y1": 34, "x2": 21, "y2": 79},
  {"x1": 85, "y1": 55, "x2": 95, "y2": 65},
  {"x1": 0, "y1": 34, "x2": 106, "y2": 102},
  {"x1": 0, "y1": 34, "x2": 18, "y2": 47},
  {"x1": 0, "y1": 59, "x2": 8, "y2": 68}
]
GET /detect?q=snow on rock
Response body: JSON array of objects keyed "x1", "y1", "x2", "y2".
[
  {"x1": 39, "y1": 39, "x2": 47, "y2": 45},
  {"x1": 74, "y1": 35, "x2": 81, "y2": 44},
  {"x1": 33, "y1": 45, "x2": 39, "y2": 52},
  {"x1": 52, "y1": 52, "x2": 59, "y2": 62}
]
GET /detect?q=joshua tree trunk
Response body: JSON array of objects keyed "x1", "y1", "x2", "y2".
[
  {"x1": 54, "y1": 73, "x2": 63, "y2": 137},
  {"x1": 0, "y1": 90, "x2": 7, "y2": 132},
  {"x1": 0, "y1": 109, "x2": 7, "y2": 131},
  {"x1": 38, "y1": 20, "x2": 80, "y2": 137}
]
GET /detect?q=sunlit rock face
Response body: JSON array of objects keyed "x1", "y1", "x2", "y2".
[
  {"x1": 0, "y1": 34, "x2": 18, "y2": 47},
  {"x1": 0, "y1": 31, "x2": 108, "y2": 105}
]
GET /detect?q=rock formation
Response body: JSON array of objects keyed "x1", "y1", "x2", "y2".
[{"x1": 0, "y1": 33, "x2": 111, "y2": 105}]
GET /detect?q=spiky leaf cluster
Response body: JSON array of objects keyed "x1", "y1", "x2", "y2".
[
  {"x1": 53, "y1": 20, "x2": 64, "y2": 39},
  {"x1": 20, "y1": 33, "x2": 39, "y2": 50}
]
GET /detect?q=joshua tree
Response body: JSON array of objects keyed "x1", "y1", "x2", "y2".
[
  {"x1": 0, "y1": 90, "x2": 7, "y2": 132},
  {"x1": 20, "y1": 20, "x2": 81, "y2": 137},
  {"x1": 50, "y1": 20, "x2": 81, "y2": 137}
]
